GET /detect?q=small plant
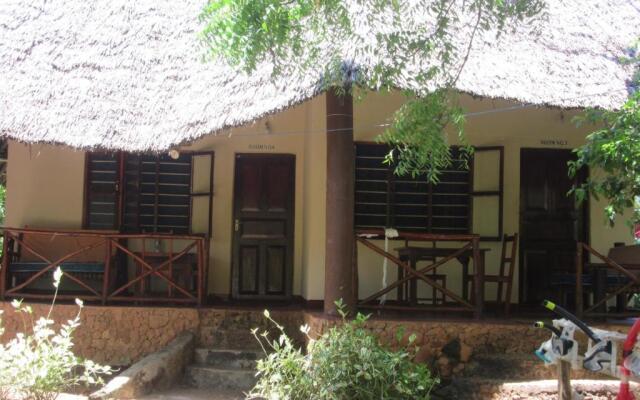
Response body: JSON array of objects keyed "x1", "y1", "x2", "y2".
[
  {"x1": 248, "y1": 300, "x2": 438, "y2": 400},
  {"x1": 0, "y1": 267, "x2": 112, "y2": 400}
]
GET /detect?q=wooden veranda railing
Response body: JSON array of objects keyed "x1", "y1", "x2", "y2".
[
  {"x1": 0, "y1": 227, "x2": 209, "y2": 306},
  {"x1": 355, "y1": 229, "x2": 484, "y2": 319},
  {"x1": 575, "y1": 241, "x2": 640, "y2": 318}
]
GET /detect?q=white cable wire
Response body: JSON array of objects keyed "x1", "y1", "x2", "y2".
[
  {"x1": 222, "y1": 87, "x2": 629, "y2": 138},
  {"x1": 380, "y1": 228, "x2": 399, "y2": 304}
]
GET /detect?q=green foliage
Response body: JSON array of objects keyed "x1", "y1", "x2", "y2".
[
  {"x1": 200, "y1": 0, "x2": 545, "y2": 181},
  {"x1": 0, "y1": 267, "x2": 112, "y2": 400},
  {"x1": 569, "y1": 90, "x2": 640, "y2": 227},
  {"x1": 248, "y1": 301, "x2": 437, "y2": 400},
  {"x1": 378, "y1": 90, "x2": 471, "y2": 180}
]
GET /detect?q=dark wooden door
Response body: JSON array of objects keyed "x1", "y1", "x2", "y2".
[
  {"x1": 232, "y1": 154, "x2": 295, "y2": 299},
  {"x1": 519, "y1": 149, "x2": 588, "y2": 305}
]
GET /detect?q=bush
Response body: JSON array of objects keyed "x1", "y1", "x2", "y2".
[
  {"x1": 0, "y1": 267, "x2": 112, "y2": 400},
  {"x1": 248, "y1": 301, "x2": 438, "y2": 400}
]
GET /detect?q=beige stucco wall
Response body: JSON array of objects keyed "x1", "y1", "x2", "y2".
[
  {"x1": 6, "y1": 97, "x2": 326, "y2": 299},
  {"x1": 5, "y1": 91, "x2": 633, "y2": 302},
  {"x1": 182, "y1": 96, "x2": 325, "y2": 297},
  {"x1": 352, "y1": 91, "x2": 633, "y2": 303}
]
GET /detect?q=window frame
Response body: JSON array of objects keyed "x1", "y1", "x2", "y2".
[
  {"x1": 470, "y1": 146, "x2": 504, "y2": 241},
  {"x1": 82, "y1": 150, "x2": 214, "y2": 237},
  {"x1": 353, "y1": 142, "x2": 504, "y2": 240}
]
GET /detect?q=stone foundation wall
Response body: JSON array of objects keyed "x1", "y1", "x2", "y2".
[
  {"x1": 198, "y1": 308, "x2": 305, "y2": 349},
  {"x1": 0, "y1": 302, "x2": 303, "y2": 367},
  {"x1": 303, "y1": 313, "x2": 630, "y2": 379},
  {"x1": 303, "y1": 313, "x2": 550, "y2": 378},
  {"x1": 0, "y1": 302, "x2": 199, "y2": 366},
  {"x1": 0, "y1": 300, "x2": 630, "y2": 379}
]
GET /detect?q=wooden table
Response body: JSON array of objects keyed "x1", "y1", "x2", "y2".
[{"x1": 395, "y1": 246, "x2": 490, "y2": 305}]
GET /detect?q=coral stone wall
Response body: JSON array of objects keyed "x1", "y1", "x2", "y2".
[
  {"x1": 303, "y1": 313, "x2": 549, "y2": 377},
  {"x1": 0, "y1": 302, "x2": 303, "y2": 367},
  {"x1": 0, "y1": 302, "x2": 199, "y2": 366},
  {"x1": 0, "y1": 301, "x2": 631, "y2": 379},
  {"x1": 303, "y1": 312, "x2": 630, "y2": 379},
  {"x1": 198, "y1": 308, "x2": 304, "y2": 349}
]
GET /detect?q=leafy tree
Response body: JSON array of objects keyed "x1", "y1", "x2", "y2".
[
  {"x1": 200, "y1": 0, "x2": 545, "y2": 180},
  {"x1": 568, "y1": 43, "x2": 640, "y2": 228},
  {"x1": 569, "y1": 90, "x2": 640, "y2": 228}
]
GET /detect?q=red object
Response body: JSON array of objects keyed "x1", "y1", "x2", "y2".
[
  {"x1": 634, "y1": 224, "x2": 640, "y2": 241},
  {"x1": 618, "y1": 319, "x2": 640, "y2": 400}
]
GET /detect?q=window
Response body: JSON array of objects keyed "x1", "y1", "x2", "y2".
[
  {"x1": 121, "y1": 153, "x2": 192, "y2": 233},
  {"x1": 354, "y1": 143, "x2": 504, "y2": 238},
  {"x1": 84, "y1": 151, "x2": 214, "y2": 235}
]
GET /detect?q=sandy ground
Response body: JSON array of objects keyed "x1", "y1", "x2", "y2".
[
  {"x1": 27, "y1": 380, "x2": 640, "y2": 400},
  {"x1": 38, "y1": 388, "x2": 245, "y2": 400}
]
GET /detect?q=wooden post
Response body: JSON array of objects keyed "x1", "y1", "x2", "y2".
[
  {"x1": 0, "y1": 231, "x2": 9, "y2": 300},
  {"x1": 352, "y1": 237, "x2": 359, "y2": 306},
  {"x1": 557, "y1": 360, "x2": 572, "y2": 400},
  {"x1": 101, "y1": 238, "x2": 112, "y2": 305},
  {"x1": 197, "y1": 239, "x2": 204, "y2": 306},
  {"x1": 324, "y1": 87, "x2": 356, "y2": 316},
  {"x1": 472, "y1": 236, "x2": 484, "y2": 319},
  {"x1": 576, "y1": 242, "x2": 583, "y2": 318}
]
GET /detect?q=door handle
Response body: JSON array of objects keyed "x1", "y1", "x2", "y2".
[{"x1": 234, "y1": 219, "x2": 240, "y2": 232}]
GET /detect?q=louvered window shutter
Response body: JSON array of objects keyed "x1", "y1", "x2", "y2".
[
  {"x1": 84, "y1": 152, "x2": 121, "y2": 230},
  {"x1": 354, "y1": 143, "x2": 472, "y2": 233}
]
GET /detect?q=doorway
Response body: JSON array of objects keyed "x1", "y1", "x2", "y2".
[
  {"x1": 231, "y1": 154, "x2": 295, "y2": 299},
  {"x1": 519, "y1": 148, "x2": 588, "y2": 305}
]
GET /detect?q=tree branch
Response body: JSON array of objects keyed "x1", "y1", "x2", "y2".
[{"x1": 451, "y1": 5, "x2": 483, "y2": 85}]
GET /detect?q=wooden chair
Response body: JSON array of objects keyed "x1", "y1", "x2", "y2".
[{"x1": 468, "y1": 233, "x2": 518, "y2": 316}]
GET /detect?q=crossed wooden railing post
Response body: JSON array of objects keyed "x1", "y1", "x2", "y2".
[
  {"x1": 576, "y1": 242, "x2": 640, "y2": 318},
  {"x1": 4, "y1": 230, "x2": 104, "y2": 299},
  {"x1": 355, "y1": 229, "x2": 484, "y2": 319},
  {"x1": 0, "y1": 228, "x2": 206, "y2": 306},
  {"x1": 107, "y1": 238, "x2": 198, "y2": 301}
]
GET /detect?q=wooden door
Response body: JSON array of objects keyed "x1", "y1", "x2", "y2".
[
  {"x1": 232, "y1": 154, "x2": 295, "y2": 299},
  {"x1": 519, "y1": 148, "x2": 588, "y2": 304}
]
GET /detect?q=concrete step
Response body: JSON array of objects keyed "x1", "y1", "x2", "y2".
[
  {"x1": 198, "y1": 327, "x2": 262, "y2": 350},
  {"x1": 194, "y1": 348, "x2": 262, "y2": 369},
  {"x1": 184, "y1": 365, "x2": 257, "y2": 391}
]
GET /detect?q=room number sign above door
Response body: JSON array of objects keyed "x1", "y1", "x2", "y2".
[
  {"x1": 248, "y1": 144, "x2": 276, "y2": 151},
  {"x1": 540, "y1": 139, "x2": 568, "y2": 146}
]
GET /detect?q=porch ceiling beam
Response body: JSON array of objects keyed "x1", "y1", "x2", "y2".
[{"x1": 324, "y1": 88, "x2": 356, "y2": 316}]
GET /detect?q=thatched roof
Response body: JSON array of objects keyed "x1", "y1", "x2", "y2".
[{"x1": 1, "y1": 1, "x2": 639, "y2": 152}]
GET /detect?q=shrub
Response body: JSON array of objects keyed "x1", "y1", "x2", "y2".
[
  {"x1": 248, "y1": 301, "x2": 438, "y2": 400},
  {"x1": 0, "y1": 267, "x2": 112, "y2": 400}
]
